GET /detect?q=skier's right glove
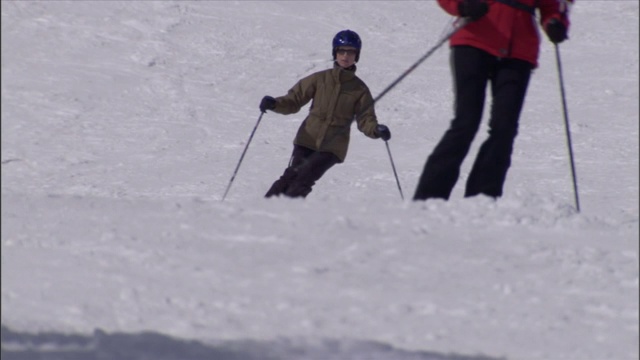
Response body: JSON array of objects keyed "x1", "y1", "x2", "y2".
[
  {"x1": 375, "y1": 124, "x2": 391, "y2": 141},
  {"x1": 458, "y1": 0, "x2": 489, "y2": 21},
  {"x1": 545, "y1": 18, "x2": 568, "y2": 44},
  {"x1": 259, "y1": 96, "x2": 276, "y2": 113}
]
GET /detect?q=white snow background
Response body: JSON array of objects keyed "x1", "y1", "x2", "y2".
[{"x1": 1, "y1": 1, "x2": 638, "y2": 360}]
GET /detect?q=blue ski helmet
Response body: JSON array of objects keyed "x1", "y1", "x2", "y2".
[{"x1": 332, "y1": 29, "x2": 362, "y2": 62}]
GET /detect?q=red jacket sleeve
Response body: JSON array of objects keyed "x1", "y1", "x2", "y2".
[
  {"x1": 437, "y1": 0, "x2": 463, "y2": 16},
  {"x1": 438, "y1": 0, "x2": 574, "y2": 29},
  {"x1": 438, "y1": 0, "x2": 572, "y2": 36}
]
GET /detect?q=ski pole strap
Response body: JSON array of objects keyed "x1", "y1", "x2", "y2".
[{"x1": 494, "y1": 0, "x2": 535, "y2": 15}]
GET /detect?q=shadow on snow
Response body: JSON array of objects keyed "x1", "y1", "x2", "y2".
[{"x1": 1, "y1": 325, "x2": 505, "y2": 360}]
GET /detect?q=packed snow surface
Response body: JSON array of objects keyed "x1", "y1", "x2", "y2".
[{"x1": 1, "y1": 1, "x2": 638, "y2": 360}]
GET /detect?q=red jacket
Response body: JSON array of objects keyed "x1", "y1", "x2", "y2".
[{"x1": 438, "y1": 0, "x2": 572, "y2": 67}]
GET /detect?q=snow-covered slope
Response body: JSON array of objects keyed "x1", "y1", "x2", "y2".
[{"x1": 2, "y1": 1, "x2": 638, "y2": 360}]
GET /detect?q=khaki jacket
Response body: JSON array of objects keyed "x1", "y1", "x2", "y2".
[{"x1": 272, "y1": 64, "x2": 380, "y2": 162}]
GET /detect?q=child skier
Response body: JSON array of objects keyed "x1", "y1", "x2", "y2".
[{"x1": 259, "y1": 29, "x2": 391, "y2": 198}]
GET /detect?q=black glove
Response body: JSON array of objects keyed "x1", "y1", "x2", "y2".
[
  {"x1": 546, "y1": 18, "x2": 567, "y2": 44},
  {"x1": 458, "y1": 0, "x2": 489, "y2": 21},
  {"x1": 259, "y1": 96, "x2": 276, "y2": 113},
  {"x1": 375, "y1": 124, "x2": 391, "y2": 141}
]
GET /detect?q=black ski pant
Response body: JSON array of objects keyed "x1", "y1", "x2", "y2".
[
  {"x1": 265, "y1": 145, "x2": 339, "y2": 198},
  {"x1": 414, "y1": 45, "x2": 533, "y2": 200}
]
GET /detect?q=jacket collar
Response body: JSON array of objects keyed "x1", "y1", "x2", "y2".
[{"x1": 332, "y1": 62, "x2": 357, "y2": 83}]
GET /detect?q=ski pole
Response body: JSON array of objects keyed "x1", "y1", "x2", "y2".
[
  {"x1": 363, "y1": 17, "x2": 470, "y2": 116},
  {"x1": 554, "y1": 43, "x2": 580, "y2": 212},
  {"x1": 320, "y1": 18, "x2": 471, "y2": 150},
  {"x1": 221, "y1": 111, "x2": 265, "y2": 201},
  {"x1": 384, "y1": 140, "x2": 404, "y2": 200},
  {"x1": 367, "y1": 18, "x2": 468, "y2": 201}
]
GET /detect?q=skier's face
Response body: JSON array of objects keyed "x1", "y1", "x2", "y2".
[{"x1": 335, "y1": 46, "x2": 357, "y2": 68}]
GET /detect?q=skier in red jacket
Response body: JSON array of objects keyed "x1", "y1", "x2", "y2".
[{"x1": 413, "y1": 0, "x2": 572, "y2": 201}]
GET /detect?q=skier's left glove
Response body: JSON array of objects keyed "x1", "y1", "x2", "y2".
[{"x1": 375, "y1": 124, "x2": 391, "y2": 141}]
